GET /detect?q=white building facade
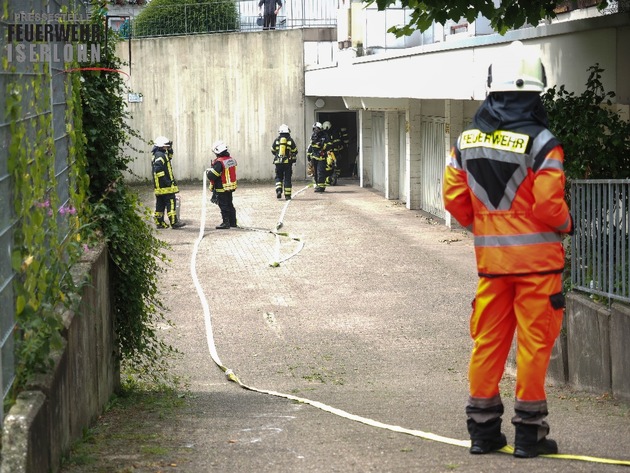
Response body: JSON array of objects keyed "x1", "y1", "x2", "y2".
[{"x1": 304, "y1": 2, "x2": 630, "y2": 221}]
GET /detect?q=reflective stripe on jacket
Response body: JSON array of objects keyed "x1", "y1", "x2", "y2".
[
  {"x1": 327, "y1": 129, "x2": 343, "y2": 153},
  {"x1": 443, "y1": 126, "x2": 572, "y2": 277},
  {"x1": 152, "y1": 151, "x2": 179, "y2": 195},
  {"x1": 209, "y1": 155, "x2": 238, "y2": 192},
  {"x1": 272, "y1": 134, "x2": 298, "y2": 164},
  {"x1": 307, "y1": 132, "x2": 328, "y2": 161}
]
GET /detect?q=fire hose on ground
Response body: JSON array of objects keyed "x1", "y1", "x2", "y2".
[{"x1": 188, "y1": 172, "x2": 630, "y2": 467}]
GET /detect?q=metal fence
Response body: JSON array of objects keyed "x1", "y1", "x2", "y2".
[
  {"x1": 571, "y1": 180, "x2": 630, "y2": 304},
  {"x1": 0, "y1": 0, "x2": 78, "y2": 425},
  {"x1": 420, "y1": 118, "x2": 447, "y2": 220},
  {"x1": 120, "y1": 0, "x2": 337, "y2": 38},
  {"x1": 0, "y1": 91, "x2": 15, "y2": 429}
]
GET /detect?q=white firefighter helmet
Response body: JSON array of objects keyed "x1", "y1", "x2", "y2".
[
  {"x1": 322, "y1": 121, "x2": 332, "y2": 130},
  {"x1": 154, "y1": 136, "x2": 170, "y2": 147},
  {"x1": 313, "y1": 122, "x2": 322, "y2": 131},
  {"x1": 487, "y1": 41, "x2": 547, "y2": 93},
  {"x1": 212, "y1": 140, "x2": 228, "y2": 155},
  {"x1": 278, "y1": 124, "x2": 290, "y2": 134}
]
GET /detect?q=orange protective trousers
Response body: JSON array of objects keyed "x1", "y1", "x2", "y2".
[{"x1": 469, "y1": 272, "x2": 564, "y2": 404}]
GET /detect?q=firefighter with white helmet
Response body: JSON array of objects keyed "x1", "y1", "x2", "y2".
[
  {"x1": 307, "y1": 122, "x2": 330, "y2": 192},
  {"x1": 443, "y1": 41, "x2": 572, "y2": 459},
  {"x1": 486, "y1": 41, "x2": 547, "y2": 93},
  {"x1": 271, "y1": 124, "x2": 298, "y2": 200},
  {"x1": 322, "y1": 121, "x2": 342, "y2": 186},
  {"x1": 151, "y1": 135, "x2": 185, "y2": 229},
  {"x1": 206, "y1": 140, "x2": 238, "y2": 229}
]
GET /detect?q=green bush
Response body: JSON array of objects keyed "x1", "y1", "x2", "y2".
[
  {"x1": 80, "y1": 6, "x2": 177, "y2": 383},
  {"x1": 542, "y1": 64, "x2": 630, "y2": 181},
  {"x1": 132, "y1": 0, "x2": 239, "y2": 38},
  {"x1": 542, "y1": 65, "x2": 630, "y2": 301}
]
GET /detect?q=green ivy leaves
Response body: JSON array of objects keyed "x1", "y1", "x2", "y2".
[
  {"x1": 542, "y1": 64, "x2": 630, "y2": 181},
  {"x1": 80, "y1": 3, "x2": 177, "y2": 386}
]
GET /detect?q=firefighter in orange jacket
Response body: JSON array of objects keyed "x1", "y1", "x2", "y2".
[
  {"x1": 207, "y1": 140, "x2": 238, "y2": 229},
  {"x1": 443, "y1": 41, "x2": 572, "y2": 459}
]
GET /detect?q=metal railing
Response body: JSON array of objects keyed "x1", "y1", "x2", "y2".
[
  {"x1": 571, "y1": 179, "x2": 630, "y2": 304},
  {"x1": 119, "y1": 0, "x2": 337, "y2": 39}
]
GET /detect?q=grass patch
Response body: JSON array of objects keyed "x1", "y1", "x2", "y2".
[{"x1": 60, "y1": 378, "x2": 189, "y2": 472}]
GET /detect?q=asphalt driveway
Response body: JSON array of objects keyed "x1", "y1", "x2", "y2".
[{"x1": 128, "y1": 179, "x2": 630, "y2": 473}]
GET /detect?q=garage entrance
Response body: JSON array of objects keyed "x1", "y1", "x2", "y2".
[{"x1": 316, "y1": 111, "x2": 358, "y2": 177}]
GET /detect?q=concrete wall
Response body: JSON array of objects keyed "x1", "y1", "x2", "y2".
[
  {"x1": 611, "y1": 302, "x2": 630, "y2": 401},
  {"x1": 566, "y1": 293, "x2": 612, "y2": 393},
  {"x1": 564, "y1": 294, "x2": 630, "y2": 402},
  {"x1": 0, "y1": 243, "x2": 119, "y2": 473},
  {"x1": 119, "y1": 29, "x2": 307, "y2": 182}
]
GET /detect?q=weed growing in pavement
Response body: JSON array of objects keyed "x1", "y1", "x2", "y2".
[{"x1": 60, "y1": 377, "x2": 189, "y2": 472}]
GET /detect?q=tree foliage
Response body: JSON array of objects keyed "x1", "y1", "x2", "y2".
[
  {"x1": 543, "y1": 65, "x2": 630, "y2": 301},
  {"x1": 82, "y1": 6, "x2": 177, "y2": 383},
  {"x1": 132, "y1": 0, "x2": 239, "y2": 38},
  {"x1": 364, "y1": 0, "x2": 609, "y2": 36},
  {"x1": 542, "y1": 64, "x2": 630, "y2": 181}
]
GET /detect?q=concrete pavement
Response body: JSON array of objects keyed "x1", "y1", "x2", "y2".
[{"x1": 138, "y1": 178, "x2": 630, "y2": 473}]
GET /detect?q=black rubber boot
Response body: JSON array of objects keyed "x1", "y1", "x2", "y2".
[
  {"x1": 514, "y1": 438, "x2": 558, "y2": 458},
  {"x1": 216, "y1": 220, "x2": 230, "y2": 230},
  {"x1": 468, "y1": 418, "x2": 506, "y2": 454},
  {"x1": 514, "y1": 424, "x2": 558, "y2": 458},
  {"x1": 171, "y1": 220, "x2": 186, "y2": 229},
  {"x1": 470, "y1": 433, "x2": 507, "y2": 454},
  {"x1": 276, "y1": 189, "x2": 282, "y2": 199}
]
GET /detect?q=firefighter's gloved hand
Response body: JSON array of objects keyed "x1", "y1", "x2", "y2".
[{"x1": 211, "y1": 191, "x2": 218, "y2": 205}]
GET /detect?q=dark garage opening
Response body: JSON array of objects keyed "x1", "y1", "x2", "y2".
[{"x1": 316, "y1": 111, "x2": 358, "y2": 177}]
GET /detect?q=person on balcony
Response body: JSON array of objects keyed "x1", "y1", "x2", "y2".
[{"x1": 258, "y1": 0, "x2": 282, "y2": 30}]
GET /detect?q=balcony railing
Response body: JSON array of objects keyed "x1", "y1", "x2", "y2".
[{"x1": 111, "y1": 1, "x2": 337, "y2": 39}]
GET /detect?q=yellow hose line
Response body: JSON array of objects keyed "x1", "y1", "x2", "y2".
[
  {"x1": 221, "y1": 367, "x2": 630, "y2": 466},
  {"x1": 192, "y1": 175, "x2": 630, "y2": 468}
]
